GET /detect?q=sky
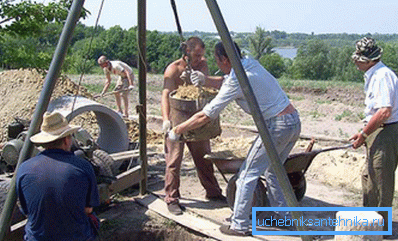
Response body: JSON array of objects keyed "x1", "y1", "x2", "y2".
[{"x1": 79, "y1": 0, "x2": 398, "y2": 34}]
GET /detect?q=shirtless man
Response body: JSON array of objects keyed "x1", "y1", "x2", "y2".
[{"x1": 161, "y1": 37, "x2": 224, "y2": 215}]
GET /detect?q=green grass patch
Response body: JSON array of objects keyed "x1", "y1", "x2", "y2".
[
  {"x1": 288, "y1": 94, "x2": 305, "y2": 101},
  {"x1": 308, "y1": 110, "x2": 324, "y2": 119},
  {"x1": 278, "y1": 78, "x2": 363, "y2": 91},
  {"x1": 315, "y1": 99, "x2": 332, "y2": 105},
  {"x1": 147, "y1": 84, "x2": 163, "y2": 92},
  {"x1": 241, "y1": 119, "x2": 255, "y2": 126},
  {"x1": 149, "y1": 108, "x2": 162, "y2": 116},
  {"x1": 335, "y1": 110, "x2": 353, "y2": 121}
]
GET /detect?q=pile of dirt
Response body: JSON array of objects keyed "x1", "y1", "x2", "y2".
[
  {"x1": 0, "y1": 69, "x2": 163, "y2": 147},
  {"x1": 171, "y1": 85, "x2": 218, "y2": 100},
  {"x1": 0, "y1": 69, "x2": 92, "y2": 145},
  {"x1": 125, "y1": 119, "x2": 164, "y2": 145}
]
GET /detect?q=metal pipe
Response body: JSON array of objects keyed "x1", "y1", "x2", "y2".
[
  {"x1": 137, "y1": 0, "x2": 148, "y2": 195},
  {"x1": 0, "y1": 0, "x2": 85, "y2": 239},
  {"x1": 204, "y1": 0, "x2": 311, "y2": 240}
]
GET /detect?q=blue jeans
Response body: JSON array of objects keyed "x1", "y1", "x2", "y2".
[{"x1": 231, "y1": 112, "x2": 301, "y2": 231}]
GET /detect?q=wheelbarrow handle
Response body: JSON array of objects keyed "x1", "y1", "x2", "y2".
[{"x1": 316, "y1": 143, "x2": 353, "y2": 153}]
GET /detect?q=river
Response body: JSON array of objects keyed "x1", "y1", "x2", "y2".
[{"x1": 273, "y1": 47, "x2": 298, "y2": 59}]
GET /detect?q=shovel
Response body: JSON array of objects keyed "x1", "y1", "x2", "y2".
[{"x1": 93, "y1": 88, "x2": 130, "y2": 99}]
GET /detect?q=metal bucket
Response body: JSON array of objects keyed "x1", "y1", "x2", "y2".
[{"x1": 169, "y1": 89, "x2": 221, "y2": 141}]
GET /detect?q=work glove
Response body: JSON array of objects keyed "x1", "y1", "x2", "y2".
[
  {"x1": 162, "y1": 120, "x2": 172, "y2": 134},
  {"x1": 167, "y1": 128, "x2": 181, "y2": 142},
  {"x1": 179, "y1": 67, "x2": 191, "y2": 83},
  {"x1": 128, "y1": 85, "x2": 134, "y2": 90},
  {"x1": 190, "y1": 70, "x2": 206, "y2": 87}
]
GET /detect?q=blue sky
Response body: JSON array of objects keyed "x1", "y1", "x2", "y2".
[{"x1": 80, "y1": 0, "x2": 398, "y2": 34}]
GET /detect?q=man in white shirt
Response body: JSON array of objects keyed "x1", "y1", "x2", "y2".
[
  {"x1": 169, "y1": 42, "x2": 301, "y2": 236},
  {"x1": 350, "y1": 37, "x2": 398, "y2": 233},
  {"x1": 97, "y1": 55, "x2": 134, "y2": 118}
]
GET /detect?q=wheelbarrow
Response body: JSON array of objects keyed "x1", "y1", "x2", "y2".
[{"x1": 204, "y1": 139, "x2": 352, "y2": 210}]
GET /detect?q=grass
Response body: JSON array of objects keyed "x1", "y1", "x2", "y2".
[
  {"x1": 315, "y1": 99, "x2": 332, "y2": 105},
  {"x1": 308, "y1": 110, "x2": 325, "y2": 119},
  {"x1": 278, "y1": 78, "x2": 363, "y2": 91},
  {"x1": 287, "y1": 94, "x2": 305, "y2": 101},
  {"x1": 147, "y1": 84, "x2": 163, "y2": 92},
  {"x1": 149, "y1": 108, "x2": 162, "y2": 116},
  {"x1": 335, "y1": 110, "x2": 353, "y2": 121}
]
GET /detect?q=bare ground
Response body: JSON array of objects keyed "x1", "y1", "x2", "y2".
[
  {"x1": 1, "y1": 70, "x2": 396, "y2": 240},
  {"x1": 68, "y1": 73, "x2": 398, "y2": 240}
]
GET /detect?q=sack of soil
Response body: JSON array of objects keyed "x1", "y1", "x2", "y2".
[{"x1": 169, "y1": 85, "x2": 221, "y2": 141}]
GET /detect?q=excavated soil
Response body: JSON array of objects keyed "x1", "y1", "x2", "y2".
[
  {"x1": 0, "y1": 69, "x2": 162, "y2": 147},
  {"x1": 172, "y1": 85, "x2": 218, "y2": 100},
  {"x1": 2, "y1": 69, "x2": 397, "y2": 240}
]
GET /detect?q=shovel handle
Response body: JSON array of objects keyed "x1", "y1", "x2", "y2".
[{"x1": 93, "y1": 88, "x2": 130, "y2": 99}]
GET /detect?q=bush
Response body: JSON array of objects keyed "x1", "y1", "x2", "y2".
[{"x1": 259, "y1": 53, "x2": 286, "y2": 78}]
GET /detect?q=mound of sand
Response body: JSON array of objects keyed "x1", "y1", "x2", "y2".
[{"x1": 0, "y1": 69, "x2": 162, "y2": 147}]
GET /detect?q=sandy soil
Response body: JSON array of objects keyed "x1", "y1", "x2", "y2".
[
  {"x1": 1, "y1": 70, "x2": 397, "y2": 240},
  {"x1": 71, "y1": 73, "x2": 398, "y2": 240}
]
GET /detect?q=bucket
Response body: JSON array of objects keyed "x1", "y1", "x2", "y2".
[{"x1": 169, "y1": 89, "x2": 221, "y2": 141}]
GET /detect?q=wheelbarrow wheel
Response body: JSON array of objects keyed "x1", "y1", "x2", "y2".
[
  {"x1": 226, "y1": 173, "x2": 269, "y2": 211},
  {"x1": 294, "y1": 177, "x2": 307, "y2": 202},
  {"x1": 287, "y1": 172, "x2": 307, "y2": 202}
]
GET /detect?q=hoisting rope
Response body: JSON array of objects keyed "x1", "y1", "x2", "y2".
[
  {"x1": 68, "y1": 0, "x2": 106, "y2": 122},
  {"x1": 170, "y1": 0, "x2": 206, "y2": 109},
  {"x1": 170, "y1": 0, "x2": 192, "y2": 71}
]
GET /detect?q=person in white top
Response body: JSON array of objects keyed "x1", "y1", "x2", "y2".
[
  {"x1": 350, "y1": 37, "x2": 398, "y2": 233},
  {"x1": 96, "y1": 55, "x2": 135, "y2": 118},
  {"x1": 169, "y1": 41, "x2": 301, "y2": 236}
]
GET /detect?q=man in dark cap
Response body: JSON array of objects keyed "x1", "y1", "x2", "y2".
[{"x1": 350, "y1": 37, "x2": 398, "y2": 233}]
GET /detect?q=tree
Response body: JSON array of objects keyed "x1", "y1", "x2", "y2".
[
  {"x1": 379, "y1": 42, "x2": 398, "y2": 74},
  {"x1": 249, "y1": 26, "x2": 274, "y2": 60},
  {"x1": 146, "y1": 31, "x2": 180, "y2": 73},
  {"x1": 288, "y1": 39, "x2": 333, "y2": 80},
  {"x1": 330, "y1": 46, "x2": 363, "y2": 82},
  {"x1": 0, "y1": 0, "x2": 88, "y2": 36},
  {"x1": 259, "y1": 53, "x2": 286, "y2": 78}
]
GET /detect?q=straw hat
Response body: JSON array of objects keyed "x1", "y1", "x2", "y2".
[
  {"x1": 30, "y1": 112, "x2": 80, "y2": 144},
  {"x1": 97, "y1": 55, "x2": 108, "y2": 65}
]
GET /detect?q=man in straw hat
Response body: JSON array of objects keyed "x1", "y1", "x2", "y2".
[
  {"x1": 350, "y1": 37, "x2": 398, "y2": 234},
  {"x1": 96, "y1": 55, "x2": 135, "y2": 118},
  {"x1": 16, "y1": 112, "x2": 100, "y2": 240}
]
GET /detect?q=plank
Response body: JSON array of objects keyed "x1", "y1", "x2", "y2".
[{"x1": 135, "y1": 194, "x2": 301, "y2": 241}]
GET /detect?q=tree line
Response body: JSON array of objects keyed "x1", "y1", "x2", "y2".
[{"x1": 1, "y1": 1, "x2": 398, "y2": 82}]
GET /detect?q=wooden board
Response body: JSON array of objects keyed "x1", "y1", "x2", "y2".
[{"x1": 135, "y1": 193, "x2": 301, "y2": 241}]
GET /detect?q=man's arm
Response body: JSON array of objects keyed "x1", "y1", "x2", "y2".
[
  {"x1": 350, "y1": 107, "x2": 392, "y2": 148},
  {"x1": 174, "y1": 111, "x2": 211, "y2": 134},
  {"x1": 124, "y1": 69, "x2": 134, "y2": 86},
  {"x1": 85, "y1": 207, "x2": 93, "y2": 215},
  {"x1": 161, "y1": 64, "x2": 179, "y2": 123},
  {"x1": 205, "y1": 75, "x2": 224, "y2": 89},
  {"x1": 191, "y1": 59, "x2": 223, "y2": 89},
  {"x1": 101, "y1": 72, "x2": 112, "y2": 95}
]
